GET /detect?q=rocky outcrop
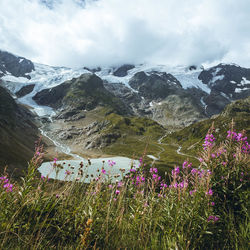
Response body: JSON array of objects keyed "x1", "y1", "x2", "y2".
[
  {"x1": 113, "y1": 64, "x2": 135, "y2": 77},
  {"x1": 149, "y1": 93, "x2": 206, "y2": 128},
  {"x1": 104, "y1": 82, "x2": 148, "y2": 116},
  {"x1": 15, "y1": 84, "x2": 35, "y2": 98},
  {"x1": 129, "y1": 71, "x2": 182, "y2": 100},
  {"x1": 198, "y1": 64, "x2": 250, "y2": 98},
  {"x1": 0, "y1": 50, "x2": 34, "y2": 79}
]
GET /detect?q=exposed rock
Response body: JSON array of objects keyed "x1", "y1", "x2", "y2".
[
  {"x1": 104, "y1": 82, "x2": 145, "y2": 115},
  {"x1": 55, "y1": 109, "x2": 86, "y2": 121},
  {"x1": 113, "y1": 64, "x2": 135, "y2": 77},
  {"x1": 83, "y1": 66, "x2": 101, "y2": 73},
  {"x1": 198, "y1": 64, "x2": 250, "y2": 98},
  {"x1": 129, "y1": 71, "x2": 182, "y2": 100},
  {"x1": 57, "y1": 127, "x2": 84, "y2": 140},
  {"x1": 203, "y1": 90, "x2": 231, "y2": 116},
  {"x1": 150, "y1": 94, "x2": 206, "y2": 128},
  {"x1": 189, "y1": 65, "x2": 197, "y2": 71},
  {"x1": 15, "y1": 84, "x2": 35, "y2": 98},
  {"x1": 0, "y1": 50, "x2": 34, "y2": 79}
]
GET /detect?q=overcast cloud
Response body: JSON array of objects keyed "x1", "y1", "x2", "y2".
[{"x1": 0, "y1": 0, "x2": 249, "y2": 68}]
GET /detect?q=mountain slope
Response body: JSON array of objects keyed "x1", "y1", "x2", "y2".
[
  {"x1": 162, "y1": 96, "x2": 250, "y2": 155},
  {"x1": 33, "y1": 73, "x2": 130, "y2": 115},
  {"x1": 0, "y1": 85, "x2": 39, "y2": 177}
]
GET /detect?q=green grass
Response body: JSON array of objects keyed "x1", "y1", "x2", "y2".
[
  {"x1": 0, "y1": 125, "x2": 249, "y2": 249},
  {"x1": 163, "y1": 97, "x2": 250, "y2": 156}
]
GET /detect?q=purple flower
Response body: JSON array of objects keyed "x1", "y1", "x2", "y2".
[
  {"x1": 189, "y1": 189, "x2": 196, "y2": 196},
  {"x1": 207, "y1": 215, "x2": 219, "y2": 222},
  {"x1": 108, "y1": 160, "x2": 116, "y2": 167},
  {"x1": 171, "y1": 167, "x2": 180, "y2": 176},
  {"x1": 182, "y1": 161, "x2": 188, "y2": 168},
  {"x1": 115, "y1": 190, "x2": 120, "y2": 195},
  {"x1": 206, "y1": 189, "x2": 213, "y2": 196},
  {"x1": 152, "y1": 174, "x2": 157, "y2": 180},
  {"x1": 101, "y1": 169, "x2": 106, "y2": 174},
  {"x1": 117, "y1": 181, "x2": 123, "y2": 188},
  {"x1": 191, "y1": 168, "x2": 198, "y2": 175},
  {"x1": 211, "y1": 202, "x2": 215, "y2": 206},
  {"x1": 3, "y1": 183, "x2": 13, "y2": 192},
  {"x1": 150, "y1": 167, "x2": 158, "y2": 174}
]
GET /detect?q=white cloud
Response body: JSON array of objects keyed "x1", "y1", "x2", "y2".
[{"x1": 0, "y1": 0, "x2": 249, "y2": 68}]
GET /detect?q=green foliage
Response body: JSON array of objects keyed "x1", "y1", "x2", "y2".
[{"x1": 0, "y1": 124, "x2": 249, "y2": 249}]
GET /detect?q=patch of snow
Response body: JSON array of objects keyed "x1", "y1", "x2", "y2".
[
  {"x1": 200, "y1": 97, "x2": 206, "y2": 107},
  {"x1": 147, "y1": 155, "x2": 158, "y2": 160},
  {"x1": 235, "y1": 87, "x2": 249, "y2": 93},
  {"x1": 19, "y1": 58, "x2": 24, "y2": 63},
  {"x1": 220, "y1": 92, "x2": 230, "y2": 100},
  {"x1": 241, "y1": 77, "x2": 250, "y2": 86}
]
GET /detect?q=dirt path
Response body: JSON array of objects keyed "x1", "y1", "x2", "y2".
[{"x1": 148, "y1": 133, "x2": 197, "y2": 164}]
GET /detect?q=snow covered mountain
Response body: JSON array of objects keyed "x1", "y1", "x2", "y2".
[
  {"x1": 1, "y1": 50, "x2": 250, "y2": 172},
  {"x1": 1, "y1": 50, "x2": 250, "y2": 126}
]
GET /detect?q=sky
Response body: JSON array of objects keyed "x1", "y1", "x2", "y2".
[{"x1": 0, "y1": 0, "x2": 250, "y2": 68}]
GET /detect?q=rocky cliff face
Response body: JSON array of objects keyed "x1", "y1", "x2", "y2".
[
  {"x1": 198, "y1": 64, "x2": 250, "y2": 116},
  {"x1": 129, "y1": 71, "x2": 182, "y2": 100},
  {"x1": 0, "y1": 50, "x2": 34, "y2": 79},
  {"x1": 0, "y1": 85, "x2": 38, "y2": 177}
]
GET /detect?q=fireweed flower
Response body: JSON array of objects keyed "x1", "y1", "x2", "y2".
[
  {"x1": 171, "y1": 167, "x2": 180, "y2": 176},
  {"x1": 3, "y1": 183, "x2": 13, "y2": 192},
  {"x1": 150, "y1": 168, "x2": 158, "y2": 174},
  {"x1": 108, "y1": 160, "x2": 116, "y2": 167},
  {"x1": 203, "y1": 133, "x2": 216, "y2": 150},
  {"x1": 117, "y1": 181, "x2": 123, "y2": 188},
  {"x1": 206, "y1": 189, "x2": 213, "y2": 196},
  {"x1": 115, "y1": 190, "x2": 120, "y2": 195},
  {"x1": 207, "y1": 215, "x2": 219, "y2": 222},
  {"x1": 182, "y1": 161, "x2": 188, "y2": 168},
  {"x1": 101, "y1": 169, "x2": 106, "y2": 174},
  {"x1": 0, "y1": 176, "x2": 13, "y2": 192}
]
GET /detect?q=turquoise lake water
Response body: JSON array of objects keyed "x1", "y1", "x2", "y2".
[{"x1": 38, "y1": 157, "x2": 140, "y2": 183}]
